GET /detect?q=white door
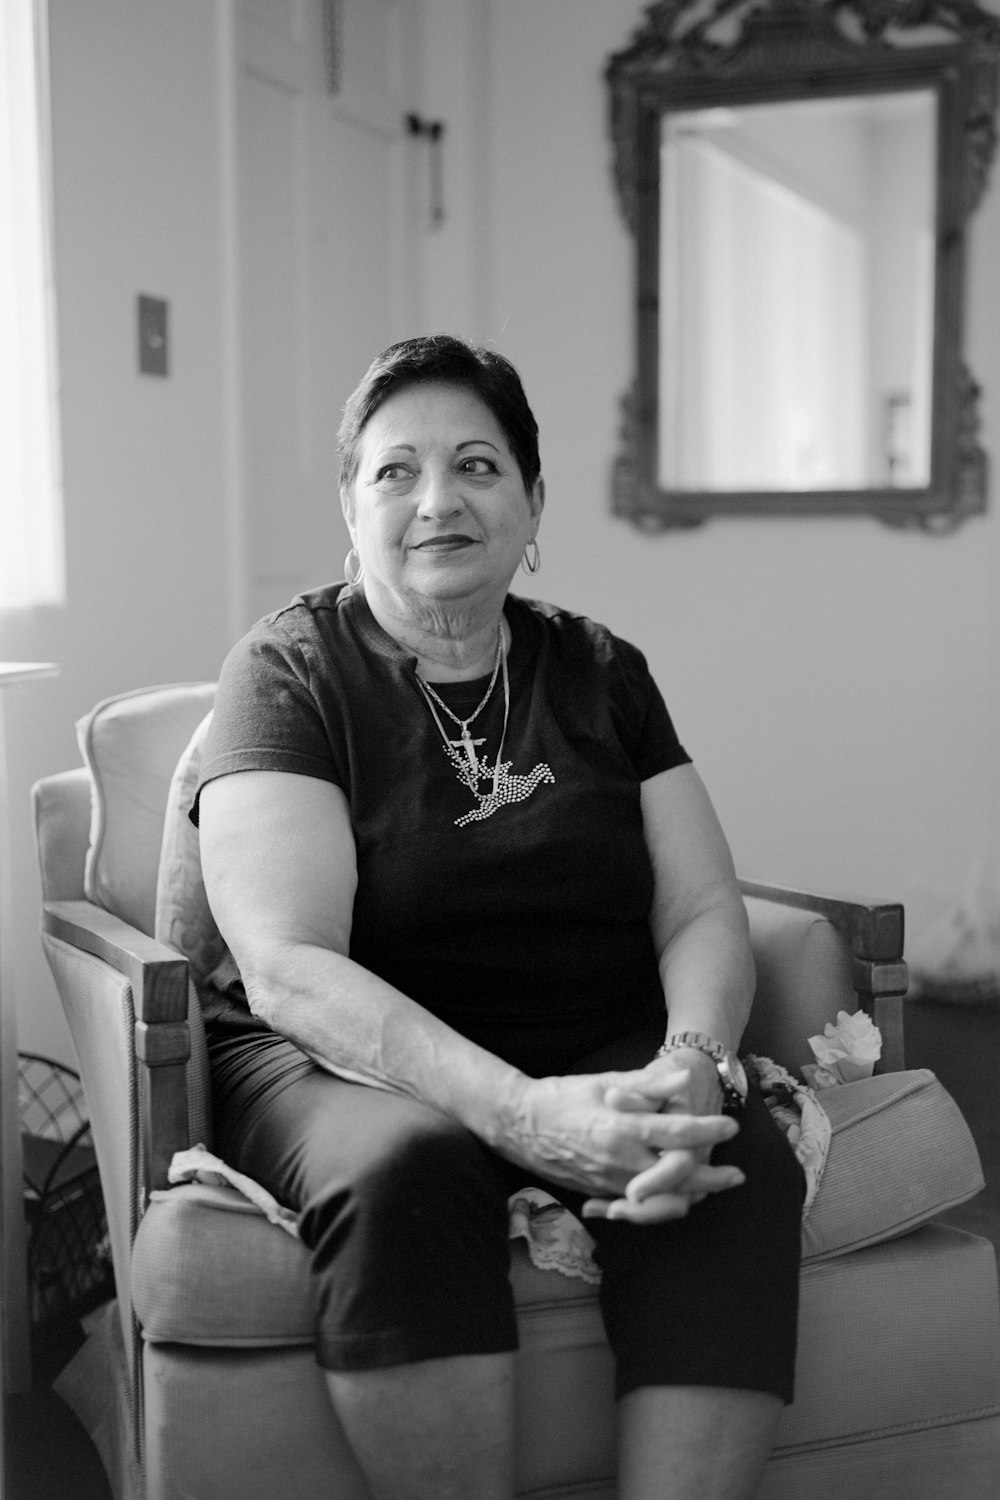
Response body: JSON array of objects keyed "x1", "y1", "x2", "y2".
[{"x1": 231, "y1": 0, "x2": 420, "y2": 626}]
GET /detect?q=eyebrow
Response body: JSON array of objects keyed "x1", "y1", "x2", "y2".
[{"x1": 373, "y1": 439, "x2": 501, "y2": 459}]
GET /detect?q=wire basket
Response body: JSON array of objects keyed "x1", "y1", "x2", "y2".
[{"x1": 19, "y1": 1052, "x2": 115, "y2": 1323}]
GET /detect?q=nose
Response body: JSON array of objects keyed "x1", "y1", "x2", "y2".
[{"x1": 416, "y1": 466, "x2": 465, "y2": 521}]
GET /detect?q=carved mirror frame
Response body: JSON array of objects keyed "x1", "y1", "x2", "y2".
[{"x1": 607, "y1": 0, "x2": 1000, "y2": 531}]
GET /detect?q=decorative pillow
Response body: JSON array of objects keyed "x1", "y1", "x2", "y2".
[
  {"x1": 801, "y1": 1068, "x2": 984, "y2": 1262},
  {"x1": 77, "y1": 682, "x2": 217, "y2": 936},
  {"x1": 154, "y1": 710, "x2": 226, "y2": 987}
]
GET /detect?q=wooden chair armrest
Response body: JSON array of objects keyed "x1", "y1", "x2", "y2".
[
  {"x1": 43, "y1": 899, "x2": 189, "y2": 1023},
  {"x1": 43, "y1": 898, "x2": 191, "y2": 1191},
  {"x1": 739, "y1": 879, "x2": 908, "y2": 1071}
]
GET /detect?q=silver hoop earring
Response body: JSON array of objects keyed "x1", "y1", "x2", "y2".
[
  {"x1": 521, "y1": 539, "x2": 541, "y2": 575},
  {"x1": 344, "y1": 546, "x2": 364, "y2": 586}
]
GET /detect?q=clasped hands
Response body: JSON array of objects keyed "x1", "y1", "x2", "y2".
[{"x1": 503, "y1": 1053, "x2": 744, "y2": 1226}]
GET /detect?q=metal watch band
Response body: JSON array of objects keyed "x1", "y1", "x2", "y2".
[{"x1": 657, "y1": 1030, "x2": 725, "y2": 1061}]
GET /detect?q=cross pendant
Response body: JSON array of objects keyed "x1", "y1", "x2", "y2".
[{"x1": 451, "y1": 729, "x2": 485, "y2": 771}]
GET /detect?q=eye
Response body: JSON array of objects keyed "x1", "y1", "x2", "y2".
[
  {"x1": 373, "y1": 462, "x2": 413, "y2": 483},
  {"x1": 458, "y1": 455, "x2": 498, "y2": 477}
]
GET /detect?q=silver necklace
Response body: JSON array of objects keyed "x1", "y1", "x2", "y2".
[
  {"x1": 419, "y1": 648, "x2": 511, "y2": 809},
  {"x1": 415, "y1": 629, "x2": 504, "y2": 775},
  {"x1": 417, "y1": 642, "x2": 556, "y2": 828}
]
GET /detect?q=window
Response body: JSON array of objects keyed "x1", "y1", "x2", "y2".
[{"x1": 0, "y1": 0, "x2": 64, "y2": 608}]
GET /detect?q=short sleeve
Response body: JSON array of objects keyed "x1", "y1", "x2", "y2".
[
  {"x1": 191, "y1": 623, "x2": 341, "y2": 824},
  {"x1": 609, "y1": 635, "x2": 691, "y2": 782}
]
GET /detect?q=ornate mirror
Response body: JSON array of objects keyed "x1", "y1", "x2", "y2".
[{"x1": 607, "y1": 0, "x2": 1000, "y2": 530}]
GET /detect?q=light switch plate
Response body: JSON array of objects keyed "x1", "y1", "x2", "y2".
[{"x1": 138, "y1": 294, "x2": 169, "y2": 376}]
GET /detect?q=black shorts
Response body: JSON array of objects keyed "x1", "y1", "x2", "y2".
[{"x1": 207, "y1": 1021, "x2": 805, "y2": 1402}]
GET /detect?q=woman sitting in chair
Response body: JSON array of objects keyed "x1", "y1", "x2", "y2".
[{"x1": 195, "y1": 334, "x2": 804, "y2": 1500}]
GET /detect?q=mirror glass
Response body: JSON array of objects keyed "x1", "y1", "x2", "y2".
[{"x1": 658, "y1": 90, "x2": 936, "y2": 493}]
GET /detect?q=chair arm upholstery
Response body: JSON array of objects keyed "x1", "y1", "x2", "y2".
[
  {"x1": 43, "y1": 899, "x2": 191, "y2": 1192},
  {"x1": 739, "y1": 880, "x2": 908, "y2": 1071}
]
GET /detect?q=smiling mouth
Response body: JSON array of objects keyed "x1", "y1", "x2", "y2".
[{"x1": 413, "y1": 535, "x2": 477, "y2": 551}]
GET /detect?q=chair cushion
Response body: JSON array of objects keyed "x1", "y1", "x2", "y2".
[
  {"x1": 132, "y1": 1183, "x2": 599, "y2": 1346},
  {"x1": 77, "y1": 682, "x2": 217, "y2": 936},
  {"x1": 131, "y1": 1227, "x2": 1000, "y2": 1500},
  {"x1": 134, "y1": 1185, "x2": 314, "y2": 1345},
  {"x1": 155, "y1": 710, "x2": 226, "y2": 986},
  {"x1": 133, "y1": 1214, "x2": 1000, "y2": 1484},
  {"x1": 132, "y1": 1068, "x2": 984, "y2": 1345},
  {"x1": 779, "y1": 1224, "x2": 1000, "y2": 1452}
]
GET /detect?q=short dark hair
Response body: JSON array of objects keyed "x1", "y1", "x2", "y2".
[{"x1": 337, "y1": 334, "x2": 541, "y2": 493}]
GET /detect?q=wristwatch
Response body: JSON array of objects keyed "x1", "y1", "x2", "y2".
[{"x1": 656, "y1": 1031, "x2": 749, "y2": 1112}]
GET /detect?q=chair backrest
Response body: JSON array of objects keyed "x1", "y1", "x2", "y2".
[
  {"x1": 76, "y1": 682, "x2": 217, "y2": 938},
  {"x1": 34, "y1": 683, "x2": 220, "y2": 1472},
  {"x1": 40, "y1": 681, "x2": 219, "y2": 1155}
]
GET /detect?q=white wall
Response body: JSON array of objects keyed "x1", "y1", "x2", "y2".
[
  {"x1": 471, "y1": 0, "x2": 1000, "y2": 938},
  {"x1": 1, "y1": 0, "x2": 233, "y2": 1061}
]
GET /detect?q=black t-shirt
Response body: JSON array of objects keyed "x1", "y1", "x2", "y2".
[{"x1": 196, "y1": 583, "x2": 691, "y2": 1076}]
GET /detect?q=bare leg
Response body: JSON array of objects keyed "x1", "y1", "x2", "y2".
[
  {"x1": 618, "y1": 1385, "x2": 783, "y2": 1500},
  {"x1": 325, "y1": 1351, "x2": 516, "y2": 1500}
]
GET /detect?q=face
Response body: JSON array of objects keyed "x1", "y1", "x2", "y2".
[{"x1": 341, "y1": 382, "x2": 543, "y2": 617}]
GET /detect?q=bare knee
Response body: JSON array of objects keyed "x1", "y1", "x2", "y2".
[{"x1": 326, "y1": 1353, "x2": 516, "y2": 1500}]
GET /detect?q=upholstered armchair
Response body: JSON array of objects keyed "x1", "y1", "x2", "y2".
[{"x1": 33, "y1": 683, "x2": 1000, "y2": 1500}]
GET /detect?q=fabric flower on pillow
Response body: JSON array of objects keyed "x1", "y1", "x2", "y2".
[{"x1": 802, "y1": 1009, "x2": 882, "y2": 1090}]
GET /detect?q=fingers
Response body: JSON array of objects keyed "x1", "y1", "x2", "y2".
[
  {"x1": 602, "y1": 1071, "x2": 741, "y2": 1157},
  {"x1": 602, "y1": 1085, "x2": 655, "y2": 1112},
  {"x1": 643, "y1": 1111, "x2": 740, "y2": 1155},
  {"x1": 582, "y1": 1192, "x2": 695, "y2": 1223},
  {"x1": 631, "y1": 1056, "x2": 725, "y2": 1115},
  {"x1": 594, "y1": 1080, "x2": 741, "y2": 1198},
  {"x1": 602, "y1": 1070, "x2": 692, "y2": 1113},
  {"x1": 582, "y1": 1188, "x2": 724, "y2": 1223},
  {"x1": 602, "y1": 1066, "x2": 693, "y2": 1109},
  {"x1": 603, "y1": 1065, "x2": 723, "y2": 1121},
  {"x1": 680, "y1": 1162, "x2": 744, "y2": 1195},
  {"x1": 581, "y1": 1163, "x2": 744, "y2": 1224},
  {"x1": 505, "y1": 1071, "x2": 739, "y2": 1202},
  {"x1": 625, "y1": 1154, "x2": 745, "y2": 1205}
]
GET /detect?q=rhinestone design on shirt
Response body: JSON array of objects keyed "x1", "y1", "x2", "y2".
[{"x1": 442, "y1": 742, "x2": 555, "y2": 827}]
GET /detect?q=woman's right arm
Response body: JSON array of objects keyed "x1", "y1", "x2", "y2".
[
  {"x1": 198, "y1": 768, "x2": 738, "y2": 1209},
  {"x1": 199, "y1": 768, "x2": 522, "y2": 1114}
]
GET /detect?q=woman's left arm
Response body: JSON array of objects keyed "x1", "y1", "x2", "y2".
[{"x1": 583, "y1": 763, "x2": 755, "y2": 1223}]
